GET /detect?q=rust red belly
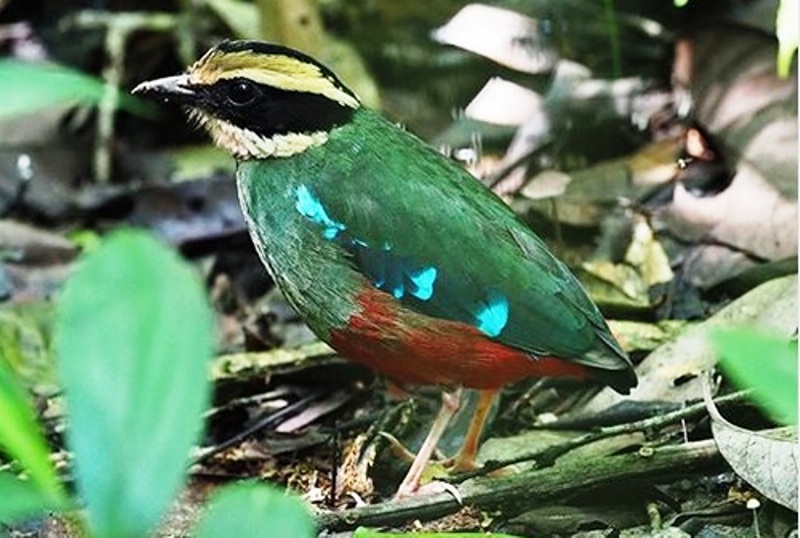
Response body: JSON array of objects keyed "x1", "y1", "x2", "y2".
[{"x1": 329, "y1": 287, "x2": 589, "y2": 390}]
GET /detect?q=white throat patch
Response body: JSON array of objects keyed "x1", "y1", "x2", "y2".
[{"x1": 191, "y1": 111, "x2": 329, "y2": 159}]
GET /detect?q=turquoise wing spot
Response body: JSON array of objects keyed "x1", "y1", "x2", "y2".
[
  {"x1": 349, "y1": 241, "x2": 437, "y2": 302},
  {"x1": 295, "y1": 185, "x2": 346, "y2": 239},
  {"x1": 408, "y1": 266, "x2": 437, "y2": 300},
  {"x1": 476, "y1": 293, "x2": 509, "y2": 337},
  {"x1": 390, "y1": 282, "x2": 404, "y2": 299},
  {"x1": 293, "y1": 185, "x2": 437, "y2": 302}
]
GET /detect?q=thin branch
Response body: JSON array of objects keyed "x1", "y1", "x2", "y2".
[{"x1": 316, "y1": 439, "x2": 720, "y2": 531}]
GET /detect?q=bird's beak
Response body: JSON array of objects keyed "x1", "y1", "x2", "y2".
[{"x1": 132, "y1": 75, "x2": 198, "y2": 105}]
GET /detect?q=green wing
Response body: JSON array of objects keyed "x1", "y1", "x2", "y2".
[{"x1": 293, "y1": 110, "x2": 631, "y2": 378}]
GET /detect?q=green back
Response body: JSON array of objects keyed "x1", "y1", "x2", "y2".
[{"x1": 237, "y1": 108, "x2": 633, "y2": 386}]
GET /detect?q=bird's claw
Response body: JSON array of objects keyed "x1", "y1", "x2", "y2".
[{"x1": 394, "y1": 479, "x2": 463, "y2": 504}]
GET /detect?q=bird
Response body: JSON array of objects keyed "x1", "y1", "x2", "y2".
[{"x1": 133, "y1": 40, "x2": 637, "y2": 497}]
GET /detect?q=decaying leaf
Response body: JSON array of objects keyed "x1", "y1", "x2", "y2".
[
  {"x1": 581, "y1": 260, "x2": 650, "y2": 305},
  {"x1": 464, "y1": 78, "x2": 544, "y2": 127},
  {"x1": 624, "y1": 216, "x2": 673, "y2": 287},
  {"x1": 520, "y1": 170, "x2": 571, "y2": 200},
  {"x1": 655, "y1": 25, "x2": 798, "y2": 262},
  {"x1": 579, "y1": 218, "x2": 673, "y2": 311},
  {"x1": 523, "y1": 142, "x2": 669, "y2": 227},
  {"x1": 432, "y1": 3, "x2": 557, "y2": 74},
  {"x1": 656, "y1": 161, "x2": 797, "y2": 261},
  {"x1": 704, "y1": 378, "x2": 798, "y2": 511},
  {"x1": 584, "y1": 275, "x2": 797, "y2": 412},
  {"x1": 608, "y1": 320, "x2": 688, "y2": 353}
]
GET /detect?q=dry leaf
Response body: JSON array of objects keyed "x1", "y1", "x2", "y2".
[
  {"x1": 703, "y1": 377, "x2": 799, "y2": 511},
  {"x1": 624, "y1": 216, "x2": 674, "y2": 287},
  {"x1": 432, "y1": 4, "x2": 556, "y2": 74},
  {"x1": 584, "y1": 275, "x2": 797, "y2": 412},
  {"x1": 464, "y1": 78, "x2": 544, "y2": 126}
]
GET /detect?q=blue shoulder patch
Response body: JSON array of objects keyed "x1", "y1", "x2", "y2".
[
  {"x1": 294, "y1": 185, "x2": 346, "y2": 239},
  {"x1": 475, "y1": 292, "x2": 509, "y2": 337},
  {"x1": 293, "y1": 185, "x2": 438, "y2": 303}
]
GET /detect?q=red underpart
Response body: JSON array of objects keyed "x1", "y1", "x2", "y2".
[{"x1": 329, "y1": 286, "x2": 591, "y2": 390}]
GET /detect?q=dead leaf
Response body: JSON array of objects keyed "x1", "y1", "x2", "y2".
[
  {"x1": 580, "y1": 260, "x2": 650, "y2": 306},
  {"x1": 464, "y1": 78, "x2": 544, "y2": 126},
  {"x1": 703, "y1": 377, "x2": 799, "y2": 511},
  {"x1": 584, "y1": 275, "x2": 798, "y2": 412},
  {"x1": 656, "y1": 25, "x2": 798, "y2": 262},
  {"x1": 655, "y1": 161, "x2": 797, "y2": 260},
  {"x1": 608, "y1": 320, "x2": 689, "y2": 353},
  {"x1": 520, "y1": 170, "x2": 571, "y2": 200},
  {"x1": 624, "y1": 215, "x2": 673, "y2": 287},
  {"x1": 275, "y1": 390, "x2": 355, "y2": 433},
  {"x1": 432, "y1": 4, "x2": 557, "y2": 74}
]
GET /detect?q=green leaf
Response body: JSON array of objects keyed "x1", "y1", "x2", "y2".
[
  {"x1": 0, "y1": 351, "x2": 65, "y2": 503},
  {"x1": 56, "y1": 229, "x2": 214, "y2": 538},
  {"x1": 0, "y1": 59, "x2": 151, "y2": 117},
  {"x1": 712, "y1": 328, "x2": 798, "y2": 425},
  {"x1": 0, "y1": 471, "x2": 68, "y2": 525},
  {"x1": 194, "y1": 482, "x2": 315, "y2": 538},
  {"x1": 776, "y1": 0, "x2": 798, "y2": 78},
  {"x1": 0, "y1": 303, "x2": 58, "y2": 395}
]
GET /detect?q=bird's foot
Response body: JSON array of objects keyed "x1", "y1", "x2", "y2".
[
  {"x1": 441, "y1": 455, "x2": 511, "y2": 478},
  {"x1": 442, "y1": 454, "x2": 482, "y2": 473},
  {"x1": 394, "y1": 478, "x2": 463, "y2": 503}
]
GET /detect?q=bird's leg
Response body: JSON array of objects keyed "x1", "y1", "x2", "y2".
[
  {"x1": 448, "y1": 388, "x2": 498, "y2": 472},
  {"x1": 394, "y1": 387, "x2": 463, "y2": 498}
]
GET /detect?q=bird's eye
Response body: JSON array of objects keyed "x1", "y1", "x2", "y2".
[{"x1": 226, "y1": 80, "x2": 259, "y2": 106}]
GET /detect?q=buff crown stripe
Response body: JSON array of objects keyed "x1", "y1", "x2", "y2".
[{"x1": 189, "y1": 50, "x2": 360, "y2": 109}]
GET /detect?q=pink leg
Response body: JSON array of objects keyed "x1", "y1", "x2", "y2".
[{"x1": 395, "y1": 388, "x2": 462, "y2": 498}]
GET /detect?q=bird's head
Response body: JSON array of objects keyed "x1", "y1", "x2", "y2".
[{"x1": 132, "y1": 40, "x2": 360, "y2": 159}]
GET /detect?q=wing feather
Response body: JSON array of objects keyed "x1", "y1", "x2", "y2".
[{"x1": 294, "y1": 110, "x2": 629, "y2": 372}]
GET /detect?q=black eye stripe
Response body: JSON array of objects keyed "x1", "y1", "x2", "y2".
[{"x1": 200, "y1": 79, "x2": 354, "y2": 138}]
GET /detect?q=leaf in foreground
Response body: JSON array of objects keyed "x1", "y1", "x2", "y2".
[
  {"x1": 195, "y1": 482, "x2": 315, "y2": 538},
  {"x1": 56, "y1": 230, "x2": 214, "y2": 538},
  {"x1": 0, "y1": 352, "x2": 65, "y2": 510},
  {"x1": 0, "y1": 59, "x2": 148, "y2": 117},
  {"x1": 0, "y1": 472, "x2": 67, "y2": 525},
  {"x1": 713, "y1": 329, "x2": 797, "y2": 425}
]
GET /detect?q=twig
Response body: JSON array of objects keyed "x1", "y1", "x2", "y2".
[
  {"x1": 193, "y1": 391, "x2": 324, "y2": 463},
  {"x1": 316, "y1": 438, "x2": 720, "y2": 531},
  {"x1": 60, "y1": 11, "x2": 178, "y2": 182},
  {"x1": 452, "y1": 390, "x2": 749, "y2": 482}
]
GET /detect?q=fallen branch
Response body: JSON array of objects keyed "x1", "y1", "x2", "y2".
[
  {"x1": 316, "y1": 439, "x2": 720, "y2": 531},
  {"x1": 453, "y1": 389, "x2": 749, "y2": 482}
]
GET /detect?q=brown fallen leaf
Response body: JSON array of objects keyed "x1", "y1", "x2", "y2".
[
  {"x1": 432, "y1": 4, "x2": 557, "y2": 74},
  {"x1": 583, "y1": 275, "x2": 797, "y2": 412}
]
